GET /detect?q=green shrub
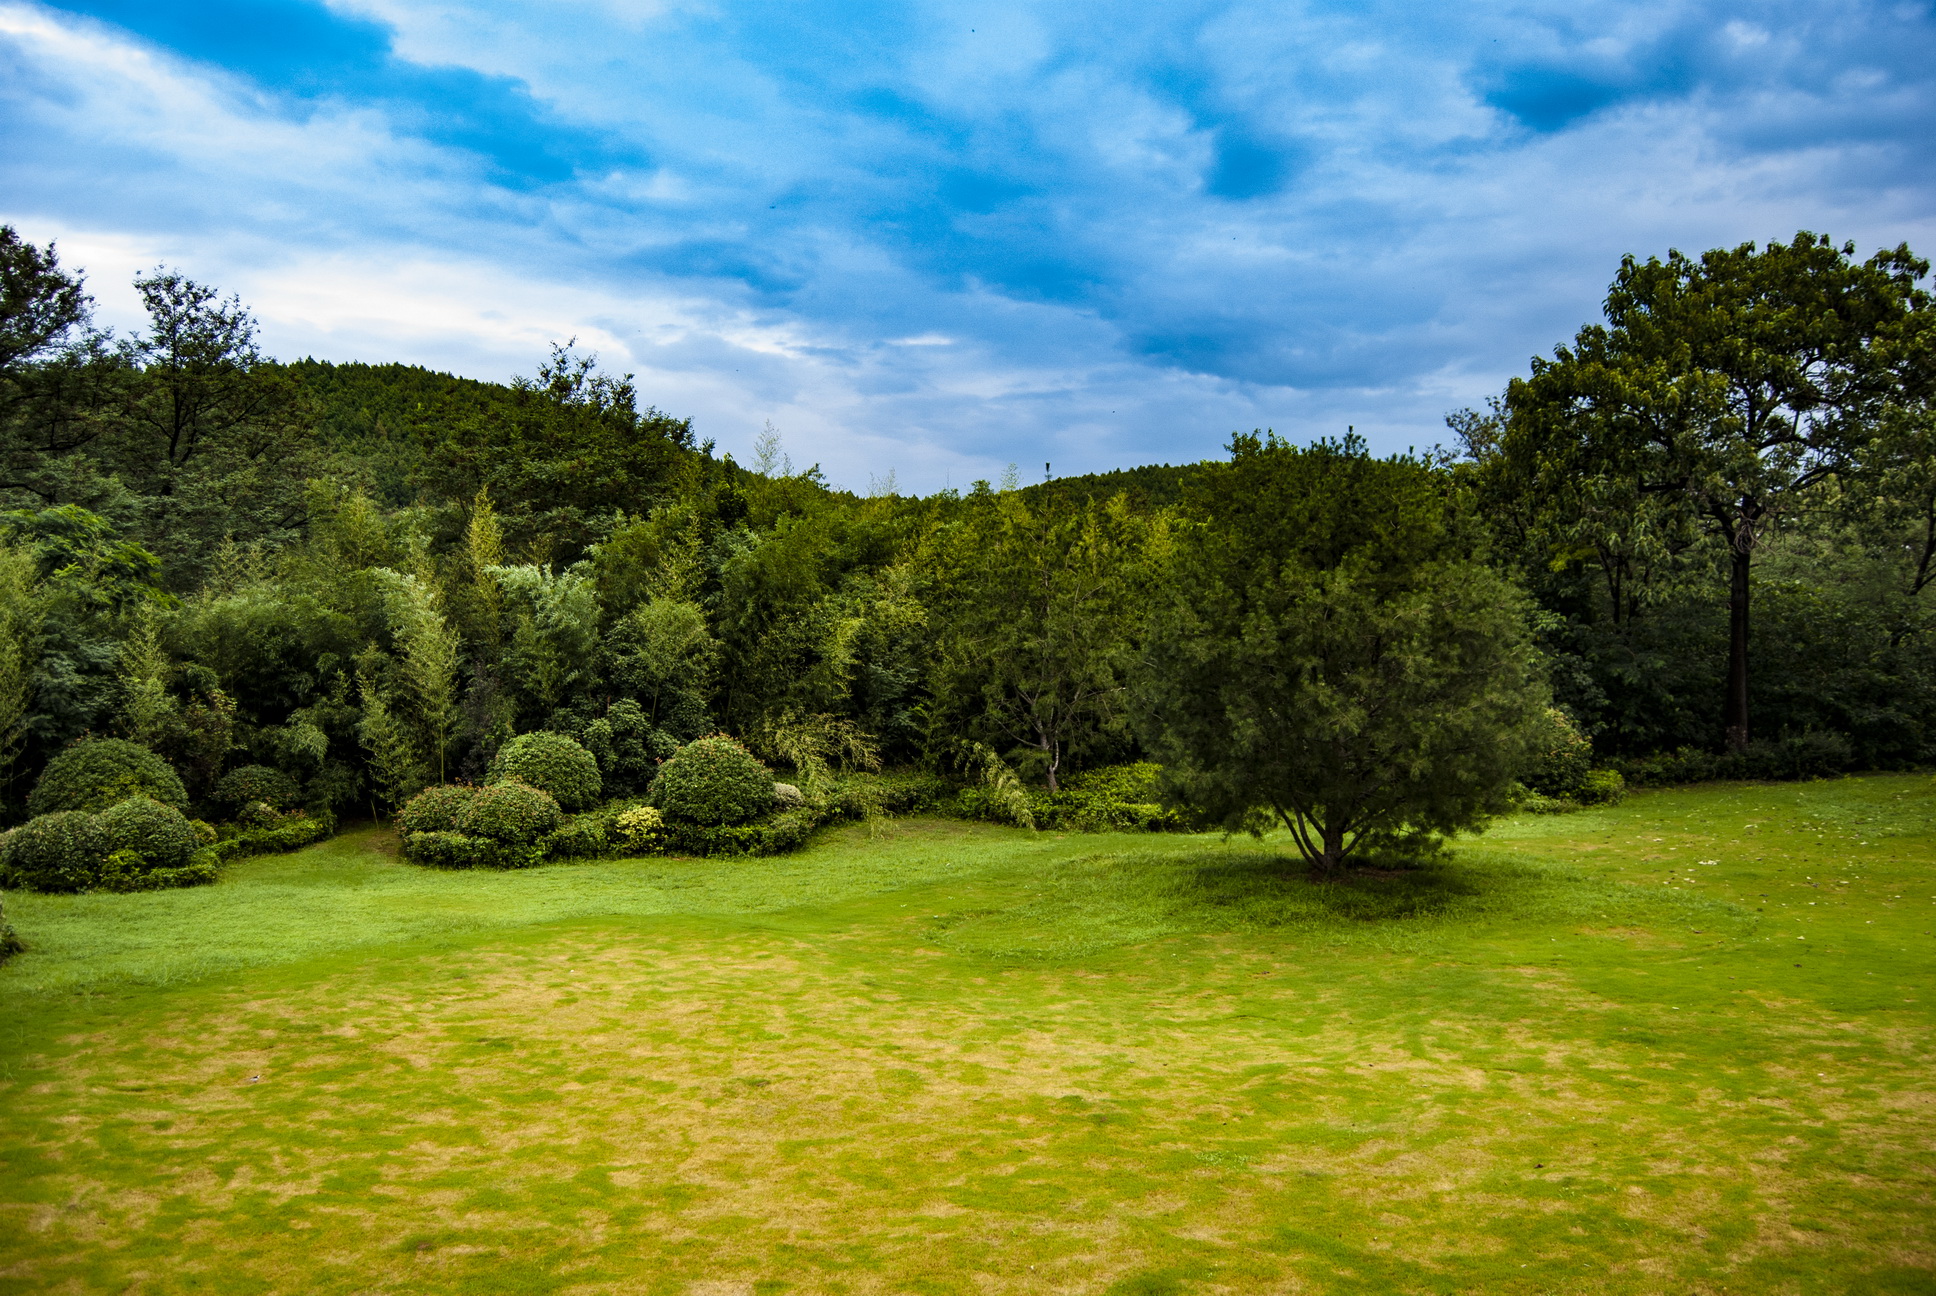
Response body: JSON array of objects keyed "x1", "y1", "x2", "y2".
[
  {"x1": 1522, "y1": 709, "x2": 1593, "y2": 799},
  {"x1": 1, "y1": 811, "x2": 108, "y2": 892},
  {"x1": 773, "y1": 782, "x2": 805, "y2": 810},
  {"x1": 95, "y1": 845, "x2": 220, "y2": 892},
  {"x1": 398, "y1": 784, "x2": 478, "y2": 837},
  {"x1": 457, "y1": 779, "x2": 563, "y2": 845},
  {"x1": 212, "y1": 765, "x2": 300, "y2": 811},
  {"x1": 662, "y1": 809, "x2": 818, "y2": 857},
  {"x1": 541, "y1": 815, "x2": 610, "y2": 860},
  {"x1": 29, "y1": 739, "x2": 188, "y2": 816},
  {"x1": 97, "y1": 796, "x2": 199, "y2": 871},
  {"x1": 488, "y1": 732, "x2": 601, "y2": 811},
  {"x1": 1578, "y1": 768, "x2": 1627, "y2": 805},
  {"x1": 651, "y1": 735, "x2": 774, "y2": 825},
  {"x1": 1612, "y1": 734, "x2": 1854, "y2": 787},
  {"x1": 403, "y1": 830, "x2": 486, "y2": 869},
  {"x1": 1034, "y1": 763, "x2": 1187, "y2": 832},
  {"x1": 211, "y1": 811, "x2": 334, "y2": 862},
  {"x1": 0, "y1": 895, "x2": 21, "y2": 959},
  {"x1": 614, "y1": 804, "x2": 665, "y2": 853},
  {"x1": 190, "y1": 819, "x2": 218, "y2": 846}
]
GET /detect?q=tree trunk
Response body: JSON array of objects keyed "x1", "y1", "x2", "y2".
[
  {"x1": 1725, "y1": 545, "x2": 1751, "y2": 754},
  {"x1": 1318, "y1": 821, "x2": 1346, "y2": 874}
]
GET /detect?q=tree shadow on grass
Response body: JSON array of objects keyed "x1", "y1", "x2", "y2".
[{"x1": 928, "y1": 846, "x2": 1740, "y2": 961}]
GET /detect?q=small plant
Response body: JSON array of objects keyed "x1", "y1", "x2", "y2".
[
  {"x1": 212, "y1": 765, "x2": 300, "y2": 812},
  {"x1": 488, "y1": 732, "x2": 602, "y2": 811},
  {"x1": 615, "y1": 804, "x2": 665, "y2": 852},
  {"x1": 0, "y1": 895, "x2": 20, "y2": 960},
  {"x1": 650, "y1": 735, "x2": 775, "y2": 826},
  {"x1": 1578, "y1": 768, "x2": 1626, "y2": 805},
  {"x1": 772, "y1": 782, "x2": 805, "y2": 809},
  {"x1": 29, "y1": 739, "x2": 189, "y2": 816}
]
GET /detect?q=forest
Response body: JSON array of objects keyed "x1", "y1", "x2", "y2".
[{"x1": 0, "y1": 225, "x2": 1932, "y2": 894}]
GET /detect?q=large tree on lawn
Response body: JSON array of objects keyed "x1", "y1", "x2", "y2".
[
  {"x1": 1134, "y1": 434, "x2": 1547, "y2": 873},
  {"x1": 1504, "y1": 233, "x2": 1931, "y2": 752}
]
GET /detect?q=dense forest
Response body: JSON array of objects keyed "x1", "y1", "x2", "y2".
[{"x1": 0, "y1": 225, "x2": 1931, "y2": 892}]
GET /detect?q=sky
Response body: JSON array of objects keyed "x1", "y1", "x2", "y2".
[{"x1": 2, "y1": 1, "x2": 1934, "y2": 492}]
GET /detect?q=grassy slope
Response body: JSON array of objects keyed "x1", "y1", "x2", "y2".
[{"x1": 0, "y1": 776, "x2": 1931, "y2": 1295}]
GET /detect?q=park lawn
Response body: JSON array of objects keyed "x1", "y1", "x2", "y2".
[{"x1": 0, "y1": 775, "x2": 1932, "y2": 1295}]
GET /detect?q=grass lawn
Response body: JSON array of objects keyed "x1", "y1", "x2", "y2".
[{"x1": 1, "y1": 774, "x2": 1932, "y2": 1295}]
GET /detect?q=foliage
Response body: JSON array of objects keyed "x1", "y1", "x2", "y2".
[
  {"x1": 1494, "y1": 233, "x2": 1931, "y2": 753},
  {"x1": 1611, "y1": 733, "x2": 1855, "y2": 785},
  {"x1": 213, "y1": 764, "x2": 300, "y2": 812},
  {"x1": 1033, "y1": 762, "x2": 1187, "y2": 833},
  {"x1": 210, "y1": 810, "x2": 333, "y2": 861},
  {"x1": 3, "y1": 225, "x2": 1933, "y2": 846},
  {"x1": 1137, "y1": 435, "x2": 1549, "y2": 871},
  {"x1": 540, "y1": 814, "x2": 610, "y2": 861},
  {"x1": 651, "y1": 735, "x2": 775, "y2": 825},
  {"x1": 96, "y1": 795, "x2": 199, "y2": 871},
  {"x1": 1578, "y1": 768, "x2": 1627, "y2": 805},
  {"x1": 397, "y1": 784, "x2": 477, "y2": 838},
  {"x1": 1, "y1": 810, "x2": 107, "y2": 891},
  {"x1": 456, "y1": 779, "x2": 563, "y2": 846},
  {"x1": 1522, "y1": 709, "x2": 1595, "y2": 799},
  {"x1": 28, "y1": 738, "x2": 188, "y2": 816},
  {"x1": 661, "y1": 808, "x2": 820, "y2": 857},
  {"x1": 403, "y1": 831, "x2": 488, "y2": 869},
  {"x1": 488, "y1": 731, "x2": 601, "y2": 811},
  {"x1": 614, "y1": 804, "x2": 665, "y2": 853}
]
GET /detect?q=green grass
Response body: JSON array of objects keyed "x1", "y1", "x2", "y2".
[{"x1": 2, "y1": 775, "x2": 1933, "y2": 1294}]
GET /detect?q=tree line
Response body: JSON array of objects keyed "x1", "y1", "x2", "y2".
[{"x1": 0, "y1": 225, "x2": 1930, "y2": 872}]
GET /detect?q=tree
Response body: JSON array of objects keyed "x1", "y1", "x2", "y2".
[
  {"x1": 929, "y1": 488, "x2": 1160, "y2": 790},
  {"x1": 115, "y1": 270, "x2": 316, "y2": 582},
  {"x1": 1136, "y1": 435, "x2": 1547, "y2": 873},
  {"x1": 0, "y1": 227, "x2": 119, "y2": 509},
  {"x1": 1505, "y1": 233, "x2": 1931, "y2": 750},
  {"x1": 378, "y1": 571, "x2": 460, "y2": 784}
]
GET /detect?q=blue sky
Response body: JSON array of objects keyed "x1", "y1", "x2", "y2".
[{"x1": 3, "y1": 0, "x2": 1934, "y2": 491}]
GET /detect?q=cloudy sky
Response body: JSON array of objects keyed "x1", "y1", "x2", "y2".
[{"x1": 3, "y1": 0, "x2": 1933, "y2": 491}]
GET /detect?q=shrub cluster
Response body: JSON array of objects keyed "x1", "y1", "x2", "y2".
[
  {"x1": 398, "y1": 780, "x2": 563, "y2": 869},
  {"x1": 661, "y1": 809, "x2": 819, "y2": 858},
  {"x1": 651, "y1": 736, "x2": 774, "y2": 826},
  {"x1": 1035, "y1": 763, "x2": 1186, "y2": 832},
  {"x1": 1, "y1": 796, "x2": 219, "y2": 893},
  {"x1": 210, "y1": 810, "x2": 335, "y2": 861},
  {"x1": 488, "y1": 732, "x2": 601, "y2": 811},
  {"x1": 29, "y1": 740, "x2": 188, "y2": 816},
  {"x1": 1612, "y1": 733, "x2": 1854, "y2": 786}
]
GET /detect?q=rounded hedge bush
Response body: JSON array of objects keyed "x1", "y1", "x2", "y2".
[
  {"x1": 488, "y1": 732, "x2": 601, "y2": 811},
  {"x1": 398, "y1": 784, "x2": 478, "y2": 837},
  {"x1": 651, "y1": 736, "x2": 774, "y2": 826},
  {"x1": 457, "y1": 779, "x2": 563, "y2": 845},
  {"x1": 213, "y1": 765, "x2": 300, "y2": 811},
  {"x1": 97, "y1": 795, "x2": 199, "y2": 872},
  {"x1": 29, "y1": 739, "x2": 188, "y2": 816},
  {"x1": 2, "y1": 811, "x2": 109, "y2": 892}
]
